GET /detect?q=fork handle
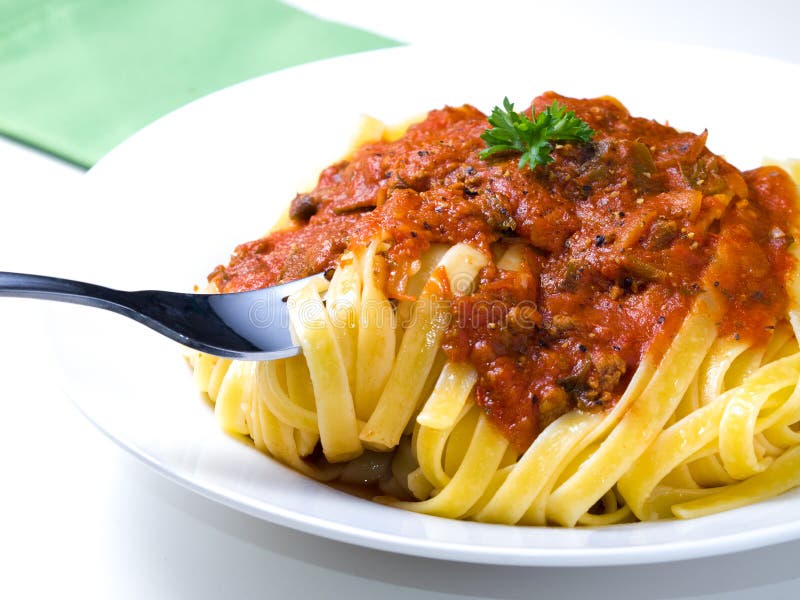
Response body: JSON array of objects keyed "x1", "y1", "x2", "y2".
[
  {"x1": 0, "y1": 271, "x2": 132, "y2": 312},
  {"x1": 0, "y1": 271, "x2": 222, "y2": 345},
  {"x1": 0, "y1": 271, "x2": 302, "y2": 359}
]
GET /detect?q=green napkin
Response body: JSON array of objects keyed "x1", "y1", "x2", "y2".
[{"x1": 0, "y1": 0, "x2": 397, "y2": 167}]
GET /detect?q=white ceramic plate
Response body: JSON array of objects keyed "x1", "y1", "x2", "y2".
[{"x1": 50, "y1": 43, "x2": 800, "y2": 566}]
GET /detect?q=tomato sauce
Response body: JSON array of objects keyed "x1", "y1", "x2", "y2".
[{"x1": 209, "y1": 93, "x2": 798, "y2": 452}]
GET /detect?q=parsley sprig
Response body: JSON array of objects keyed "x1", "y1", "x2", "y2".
[{"x1": 480, "y1": 98, "x2": 594, "y2": 170}]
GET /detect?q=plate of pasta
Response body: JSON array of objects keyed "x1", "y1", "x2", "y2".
[{"x1": 52, "y1": 42, "x2": 800, "y2": 565}]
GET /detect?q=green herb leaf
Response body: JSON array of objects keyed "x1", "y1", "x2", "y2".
[{"x1": 480, "y1": 98, "x2": 594, "y2": 170}]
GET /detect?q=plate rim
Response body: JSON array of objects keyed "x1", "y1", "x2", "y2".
[{"x1": 57, "y1": 369, "x2": 800, "y2": 567}]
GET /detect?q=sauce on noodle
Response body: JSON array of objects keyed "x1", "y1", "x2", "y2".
[{"x1": 210, "y1": 93, "x2": 797, "y2": 451}]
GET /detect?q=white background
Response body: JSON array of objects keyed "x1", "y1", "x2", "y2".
[{"x1": 2, "y1": 1, "x2": 800, "y2": 598}]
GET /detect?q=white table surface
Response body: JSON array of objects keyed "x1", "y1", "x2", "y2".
[{"x1": 3, "y1": 2, "x2": 800, "y2": 598}]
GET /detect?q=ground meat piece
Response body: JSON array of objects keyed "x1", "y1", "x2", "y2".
[{"x1": 289, "y1": 193, "x2": 320, "y2": 221}]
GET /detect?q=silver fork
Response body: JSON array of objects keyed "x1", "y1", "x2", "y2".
[{"x1": 0, "y1": 271, "x2": 325, "y2": 359}]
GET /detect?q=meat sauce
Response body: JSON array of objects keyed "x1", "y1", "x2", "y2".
[{"x1": 209, "y1": 93, "x2": 798, "y2": 452}]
